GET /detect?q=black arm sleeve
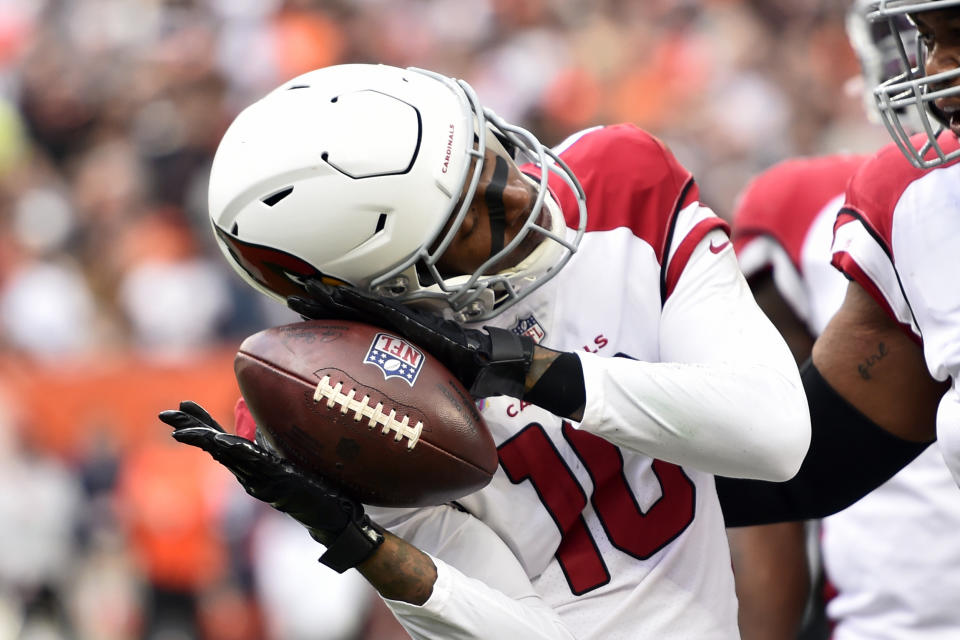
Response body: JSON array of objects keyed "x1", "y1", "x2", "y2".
[{"x1": 716, "y1": 359, "x2": 931, "y2": 527}]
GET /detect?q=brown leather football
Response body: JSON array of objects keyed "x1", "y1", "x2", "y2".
[{"x1": 234, "y1": 319, "x2": 498, "y2": 507}]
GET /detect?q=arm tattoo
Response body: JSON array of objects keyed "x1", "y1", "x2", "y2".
[
  {"x1": 358, "y1": 531, "x2": 437, "y2": 605},
  {"x1": 857, "y1": 342, "x2": 889, "y2": 380}
]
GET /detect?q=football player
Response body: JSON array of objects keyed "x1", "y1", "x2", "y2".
[
  {"x1": 727, "y1": 3, "x2": 960, "y2": 639},
  {"x1": 728, "y1": 151, "x2": 865, "y2": 640},
  {"x1": 717, "y1": 7, "x2": 960, "y2": 639},
  {"x1": 160, "y1": 63, "x2": 811, "y2": 638}
]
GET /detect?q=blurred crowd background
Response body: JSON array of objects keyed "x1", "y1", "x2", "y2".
[{"x1": 0, "y1": 0, "x2": 892, "y2": 639}]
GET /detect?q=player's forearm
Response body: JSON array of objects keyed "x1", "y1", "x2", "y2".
[
  {"x1": 356, "y1": 530, "x2": 437, "y2": 605},
  {"x1": 727, "y1": 522, "x2": 810, "y2": 639},
  {"x1": 369, "y1": 504, "x2": 576, "y2": 639},
  {"x1": 383, "y1": 557, "x2": 576, "y2": 640},
  {"x1": 577, "y1": 353, "x2": 809, "y2": 480}
]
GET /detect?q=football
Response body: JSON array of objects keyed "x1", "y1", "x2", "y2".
[{"x1": 234, "y1": 319, "x2": 498, "y2": 507}]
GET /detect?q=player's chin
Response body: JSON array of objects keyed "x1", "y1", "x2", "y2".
[
  {"x1": 491, "y1": 231, "x2": 545, "y2": 273},
  {"x1": 931, "y1": 101, "x2": 960, "y2": 137}
]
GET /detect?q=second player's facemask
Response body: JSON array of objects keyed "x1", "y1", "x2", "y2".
[{"x1": 869, "y1": 0, "x2": 960, "y2": 168}]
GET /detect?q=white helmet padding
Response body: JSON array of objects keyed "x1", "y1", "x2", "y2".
[{"x1": 208, "y1": 64, "x2": 586, "y2": 321}]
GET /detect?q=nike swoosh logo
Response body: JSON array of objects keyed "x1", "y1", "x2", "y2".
[{"x1": 709, "y1": 240, "x2": 730, "y2": 254}]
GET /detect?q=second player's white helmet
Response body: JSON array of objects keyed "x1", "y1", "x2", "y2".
[
  {"x1": 846, "y1": 0, "x2": 921, "y2": 128},
  {"x1": 208, "y1": 64, "x2": 586, "y2": 322},
  {"x1": 868, "y1": 0, "x2": 960, "y2": 168}
]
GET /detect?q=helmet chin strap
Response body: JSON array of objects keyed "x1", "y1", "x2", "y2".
[{"x1": 485, "y1": 155, "x2": 509, "y2": 257}]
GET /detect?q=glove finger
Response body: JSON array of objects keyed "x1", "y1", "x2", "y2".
[
  {"x1": 212, "y1": 431, "x2": 277, "y2": 460},
  {"x1": 169, "y1": 424, "x2": 222, "y2": 449},
  {"x1": 331, "y1": 284, "x2": 388, "y2": 315},
  {"x1": 341, "y1": 285, "x2": 453, "y2": 335},
  {"x1": 211, "y1": 433, "x2": 293, "y2": 479},
  {"x1": 172, "y1": 429, "x2": 263, "y2": 477},
  {"x1": 287, "y1": 295, "x2": 329, "y2": 320},
  {"x1": 178, "y1": 401, "x2": 225, "y2": 432},
  {"x1": 300, "y1": 280, "x2": 371, "y2": 322},
  {"x1": 340, "y1": 286, "x2": 468, "y2": 356},
  {"x1": 158, "y1": 409, "x2": 206, "y2": 431},
  {"x1": 288, "y1": 294, "x2": 358, "y2": 322}
]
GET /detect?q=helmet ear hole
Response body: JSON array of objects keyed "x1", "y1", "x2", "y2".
[{"x1": 375, "y1": 213, "x2": 387, "y2": 234}]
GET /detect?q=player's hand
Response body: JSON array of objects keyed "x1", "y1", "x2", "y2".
[
  {"x1": 288, "y1": 279, "x2": 535, "y2": 398},
  {"x1": 158, "y1": 401, "x2": 384, "y2": 572}
]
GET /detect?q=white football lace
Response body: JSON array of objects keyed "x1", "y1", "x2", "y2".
[{"x1": 313, "y1": 375, "x2": 423, "y2": 450}]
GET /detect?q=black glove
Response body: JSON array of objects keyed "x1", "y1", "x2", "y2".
[
  {"x1": 158, "y1": 401, "x2": 384, "y2": 573},
  {"x1": 288, "y1": 279, "x2": 535, "y2": 399}
]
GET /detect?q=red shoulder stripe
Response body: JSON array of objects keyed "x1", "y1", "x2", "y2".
[{"x1": 663, "y1": 218, "x2": 730, "y2": 301}]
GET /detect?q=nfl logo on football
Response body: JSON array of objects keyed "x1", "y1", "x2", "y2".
[
  {"x1": 364, "y1": 333, "x2": 425, "y2": 386},
  {"x1": 512, "y1": 314, "x2": 546, "y2": 344}
]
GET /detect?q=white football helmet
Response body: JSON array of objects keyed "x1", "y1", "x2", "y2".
[
  {"x1": 208, "y1": 64, "x2": 586, "y2": 322},
  {"x1": 846, "y1": 0, "x2": 921, "y2": 128},
  {"x1": 868, "y1": 0, "x2": 960, "y2": 168}
]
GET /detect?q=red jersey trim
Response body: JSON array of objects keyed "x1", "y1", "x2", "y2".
[
  {"x1": 830, "y1": 250, "x2": 921, "y2": 346},
  {"x1": 834, "y1": 209, "x2": 892, "y2": 260},
  {"x1": 663, "y1": 218, "x2": 730, "y2": 302}
]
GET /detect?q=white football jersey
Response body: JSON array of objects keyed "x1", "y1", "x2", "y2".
[
  {"x1": 733, "y1": 142, "x2": 960, "y2": 640},
  {"x1": 370, "y1": 124, "x2": 810, "y2": 639}
]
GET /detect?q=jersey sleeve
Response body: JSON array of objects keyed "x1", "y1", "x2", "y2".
[
  {"x1": 831, "y1": 210, "x2": 919, "y2": 339},
  {"x1": 365, "y1": 503, "x2": 576, "y2": 639},
  {"x1": 831, "y1": 147, "x2": 924, "y2": 341},
  {"x1": 577, "y1": 227, "x2": 811, "y2": 480}
]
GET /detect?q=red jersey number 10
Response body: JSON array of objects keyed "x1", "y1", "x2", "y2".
[{"x1": 497, "y1": 422, "x2": 696, "y2": 595}]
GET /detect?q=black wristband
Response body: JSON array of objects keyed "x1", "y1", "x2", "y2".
[
  {"x1": 716, "y1": 358, "x2": 931, "y2": 527},
  {"x1": 523, "y1": 351, "x2": 586, "y2": 419},
  {"x1": 469, "y1": 327, "x2": 535, "y2": 398},
  {"x1": 315, "y1": 518, "x2": 385, "y2": 573}
]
